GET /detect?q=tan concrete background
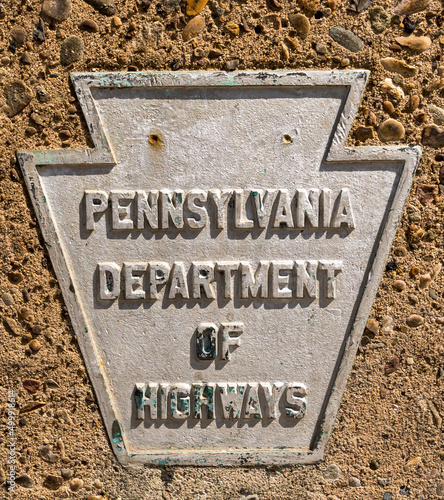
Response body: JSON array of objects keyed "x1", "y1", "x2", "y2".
[{"x1": 1, "y1": 0, "x2": 444, "y2": 498}]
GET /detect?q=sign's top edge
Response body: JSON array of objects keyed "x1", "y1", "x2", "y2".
[{"x1": 69, "y1": 69, "x2": 370, "y2": 88}]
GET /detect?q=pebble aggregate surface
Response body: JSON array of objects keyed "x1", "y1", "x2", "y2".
[{"x1": 1, "y1": 0, "x2": 444, "y2": 498}]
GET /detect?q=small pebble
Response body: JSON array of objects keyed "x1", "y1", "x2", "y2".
[
  {"x1": 16, "y1": 474, "x2": 35, "y2": 488},
  {"x1": 42, "y1": 0, "x2": 72, "y2": 22},
  {"x1": 377, "y1": 477, "x2": 391, "y2": 486},
  {"x1": 422, "y1": 125, "x2": 444, "y2": 148},
  {"x1": 3, "y1": 80, "x2": 33, "y2": 117},
  {"x1": 224, "y1": 59, "x2": 239, "y2": 71},
  {"x1": 93, "y1": 479, "x2": 103, "y2": 488},
  {"x1": 381, "y1": 57, "x2": 417, "y2": 78},
  {"x1": 383, "y1": 101, "x2": 395, "y2": 115},
  {"x1": 381, "y1": 79, "x2": 404, "y2": 100},
  {"x1": 83, "y1": 0, "x2": 115, "y2": 15},
  {"x1": 369, "y1": 6, "x2": 390, "y2": 33},
  {"x1": 70, "y1": 478, "x2": 84, "y2": 492},
  {"x1": 385, "y1": 355, "x2": 400, "y2": 375},
  {"x1": 20, "y1": 306, "x2": 33, "y2": 321},
  {"x1": 406, "y1": 357, "x2": 414, "y2": 365},
  {"x1": 23, "y1": 379, "x2": 41, "y2": 393},
  {"x1": 112, "y1": 15, "x2": 122, "y2": 27},
  {"x1": 348, "y1": 476, "x2": 361, "y2": 487},
  {"x1": 61, "y1": 469, "x2": 74, "y2": 479},
  {"x1": 329, "y1": 26, "x2": 364, "y2": 52},
  {"x1": 316, "y1": 43, "x2": 327, "y2": 54},
  {"x1": 429, "y1": 288, "x2": 438, "y2": 300},
  {"x1": 1, "y1": 292, "x2": 14, "y2": 305},
  {"x1": 43, "y1": 475, "x2": 63, "y2": 490},
  {"x1": 183, "y1": 16, "x2": 205, "y2": 42},
  {"x1": 366, "y1": 318, "x2": 379, "y2": 335},
  {"x1": 393, "y1": 279, "x2": 406, "y2": 291},
  {"x1": 437, "y1": 481, "x2": 444, "y2": 497},
  {"x1": 289, "y1": 13, "x2": 311, "y2": 39},
  {"x1": 419, "y1": 273, "x2": 432, "y2": 289},
  {"x1": 395, "y1": 34, "x2": 431, "y2": 51},
  {"x1": 29, "y1": 339, "x2": 42, "y2": 352},
  {"x1": 383, "y1": 493, "x2": 393, "y2": 500},
  {"x1": 79, "y1": 19, "x2": 99, "y2": 32},
  {"x1": 429, "y1": 104, "x2": 444, "y2": 126},
  {"x1": 60, "y1": 35, "x2": 84, "y2": 66},
  {"x1": 403, "y1": 16, "x2": 416, "y2": 33},
  {"x1": 33, "y1": 18, "x2": 45, "y2": 42},
  {"x1": 394, "y1": 0, "x2": 429, "y2": 16},
  {"x1": 39, "y1": 445, "x2": 59, "y2": 463},
  {"x1": 381, "y1": 315, "x2": 394, "y2": 333},
  {"x1": 378, "y1": 119, "x2": 405, "y2": 142},
  {"x1": 405, "y1": 456, "x2": 422, "y2": 469},
  {"x1": 406, "y1": 314, "x2": 424, "y2": 327},
  {"x1": 186, "y1": 0, "x2": 209, "y2": 16},
  {"x1": 324, "y1": 463, "x2": 342, "y2": 480},
  {"x1": 355, "y1": 126, "x2": 374, "y2": 141},
  {"x1": 416, "y1": 184, "x2": 438, "y2": 205},
  {"x1": 408, "y1": 94, "x2": 420, "y2": 112},
  {"x1": 10, "y1": 27, "x2": 27, "y2": 46},
  {"x1": 4, "y1": 318, "x2": 21, "y2": 336},
  {"x1": 59, "y1": 129, "x2": 72, "y2": 140}
]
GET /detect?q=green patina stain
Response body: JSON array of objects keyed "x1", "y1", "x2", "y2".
[{"x1": 111, "y1": 419, "x2": 124, "y2": 444}]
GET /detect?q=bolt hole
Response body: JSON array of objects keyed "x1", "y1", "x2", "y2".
[
  {"x1": 283, "y1": 134, "x2": 293, "y2": 143},
  {"x1": 149, "y1": 134, "x2": 162, "y2": 146}
]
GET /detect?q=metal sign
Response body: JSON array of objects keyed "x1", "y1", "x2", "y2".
[{"x1": 18, "y1": 71, "x2": 420, "y2": 466}]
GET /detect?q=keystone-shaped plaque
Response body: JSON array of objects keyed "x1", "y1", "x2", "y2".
[{"x1": 18, "y1": 71, "x2": 420, "y2": 466}]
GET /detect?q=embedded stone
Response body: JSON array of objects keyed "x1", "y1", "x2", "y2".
[
  {"x1": 406, "y1": 314, "x2": 424, "y2": 327},
  {"x1": 79, "y1": 19, "x2": 99, "y2": 32},
  {"x1": 43, "y1": 475, "x2": 63, "y2": 490},
  {"x1": 394, "y1": 0, "x2": 429, "y2": 16},
  {"x1": 10, "y1": 27, "x2": 27, "y2": 46},
  {"x1": 416, "y1": 184, "x2": 438, "y2": 205},
  {"x1": 378, "y1": 119, "x2": 405, "y2": 142},
  {"x1": 422, "y1": 125, "x2": 444, "y2": 148},
  {"x1": 383, "y1": 101, "x2": 395, "y2": 115},
  {"x1": 23, "y1": 379, "x2": 41, "y2": 393},
  {"x1": 380, "y1": 57, "x2": 417, "y2": 77},
  {"x1": 407, "y1": 94, "x2": 420, "y2": 112},
  {"x1": 289, "y1": 14, "x2": 311, "y2": 39},
  {"x1": 419, "y1": 273, "x2": 432, "y2": 289},
  {"x1": 329, "y1": 26, "x2": 364, "y2": 52},
  {"x1": 186, "y1": 0, "x2": 209, "y2": 16},
  {"x1": 16, "y1": 475, "x2": 35, "y2": 488},
  {"x1": 369, "y1": 6, "x2": 390, "y2": 33},
  {"x1": 183, "y1": 15, "x2": 205, "y2": 41},
  {"x1": 60, "y1": 35, "x2": 84, "y2": 66},
  {"x1": 355, "y1": 126, "x2": 374, "y2": 141},
  {"x1": 324, "y1": 463, "x2": 342, "y2": 480},
  {"x1": 429, "y1": 104, "x2": 444, "y2": 126},
  {"x1": 393, "y1": 279, "x2": 406, "y2": 290},
  {"x1": 395, "y1": 34, "x2": 431, "y2": 51},
  {"x1": 381, "y1": 78, "x2": 404, "y2": 100},
  {"x1": 83, "y1": 0, "x2": 115, "y2": 16},
  {"x1": 42, "y1": 0, "x2": 72, "y2": 21},
  {"x1": 3, "y1": 80, "x2": 33, "y2": 117},
  {"x1": 70, "y1": 478, "x2": 84, "y2": 491},
  {"x1": 385, "y1": 355, "x2": 400, "y2": 374}
]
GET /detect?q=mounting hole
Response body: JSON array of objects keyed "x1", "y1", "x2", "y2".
[
  {"x1": 283, "y1": 134, "x2": 293, "y2": 143},
  {"x1": 149, "y1": 133, "x2": 162, "y2": 147}
]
